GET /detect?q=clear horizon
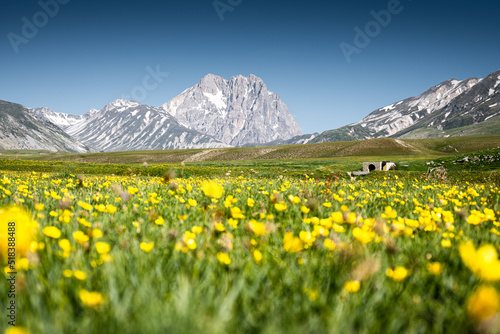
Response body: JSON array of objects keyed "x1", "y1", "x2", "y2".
[{"x1": 1, "y1": 0, "x2": 499, "y2": 134}]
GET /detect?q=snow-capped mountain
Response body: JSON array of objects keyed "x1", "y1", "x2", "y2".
[
  {"x1": 162, "y1": 74, "x2": 303, "y2": 146},
  {"x1": 29, "y1": 74, "x2": 302, "y2": 151},
  {"x1": 355, "y1": 77, "x2": 482, "y2": 137},
  {"x1": 29, "y1": 107, "x2": 86, "y2": 129},
  {"x1": 308, "y1": 69, "x2": 500, "y2": 143},
  {"x1": 60, "y1": 99, "x2": 228, "y2": 152},
  {"x1": 397, "y1": 70, "x2": 500, "y2": 137},
  {"x1": 0, "y1": 100, "x2": 90, "y2": 152}
]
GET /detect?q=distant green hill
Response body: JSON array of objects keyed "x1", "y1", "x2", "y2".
[{"x1": 2, "y1": 134, "x2": 500, "y2": 165}]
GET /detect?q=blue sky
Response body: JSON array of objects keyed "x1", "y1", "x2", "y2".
[{"x1": 1, "y1": 0, "x2": 499, "y2": 134}]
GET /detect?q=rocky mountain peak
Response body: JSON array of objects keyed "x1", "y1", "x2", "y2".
[
  {"x1": 162, "y1": 74, "x2": 302, "y2": 146},
  {"x1": 104, "y1": 99, "x2": 141, "y2": 112}
]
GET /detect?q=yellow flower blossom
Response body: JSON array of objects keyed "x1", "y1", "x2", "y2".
[
  {"x1": 4, "y1": 327, "x2": 30, "y2": 334},
  {"x1": 217, "y1": 252, "x2": 231, "y2": 265},
  {"x1": 323, "y1": 238, "x2": 336, "y2": 251},
  {"x1": 427, "y1": 262, "x2": 443, "y2": 275},
  {"x1": 77, "y1": 201, "x2": 93, "y2": 211},
  {"x1": 253, "y1": 250, "x2": 262, "y2": 263},
  {"x1": 230, "y1": 207, "x2": 245, "y2": 219},
  {"x1": 301, "y1": 206, "x2": 310, "y2": 214},
  {"x1": 228, "y1": 218, "x2": 238, "y2": 228},
  {"x1": 42, "y1": 226, "x2": 61, "y2": 239},
  {"x1": 201, "y1": 181, "x2": 224, "y2": 199},
  {"x1": 106, "y1": 204, "x2": 117, "y2": 213},
  {"x1": 92, "y1": 228, "x2": 103, "y2": 238},
  {"x1": 0, "y1": 206, "x2": 38, "y2": 260},
  {"x1": 386, "y1": 266, "x2": 409, "y2": 282},
  {"x1": 467, "y1": 285, "x2": 500, "y2": 322},
  {"x1": 79, "y1": 289, "x2": 105, "y2": 308},
  {"x1": 283, "y1": 232, "x2": 303, "y2": 253},
  {"x1": 274, "y1": 202, "x2": 288, "y2": 212},
  {"x1": 344, "y1": 280, "x2": 361, "y2": 293},
  {"x1": 140, "y1": 242, "x2": 154, "y2": 253},
  {"x1": 459, "y1": 241, "x2": 500, "y2": 281},
  {"x1": 155, "y1": 216, "x2": 165, "y2": 225},
  {"x1": 73, "y1": 231, "x2": 89, "y2": 244},
  {"x1": 248, "y1": 220, "x2": 266, "y2": 236},
  {"x1": 352, "y1": 227, "x2": 375, "y2": 244},
  {"x1": 95, "y1": 241, "x2": 111, "y2": 254},
  {"x1": 74, "y1": 270, "x2": 87, "y2": 280}
]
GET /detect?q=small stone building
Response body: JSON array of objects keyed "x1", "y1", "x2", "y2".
[{"x1": 363, "y1": 161, "x2": 395, "y2": 172}]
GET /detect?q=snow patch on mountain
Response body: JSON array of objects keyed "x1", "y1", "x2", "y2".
[{"x1": 203, "y1": 90, "x2": 227, "y2": 110}]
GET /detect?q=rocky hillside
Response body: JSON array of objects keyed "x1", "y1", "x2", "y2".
[
  {"x1": 0, "y1": 100, "x2": 90, "y2": 152},
  {"x1": 308, "y1": 69, "x2": 500, "y2": 144},
  {"x1": 162, "y1": 74, "x2": 303, "y2": 146}
]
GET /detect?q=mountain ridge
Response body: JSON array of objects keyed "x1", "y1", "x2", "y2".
[
  {"x1": 292, "y1": 69, "x2": 500, "y2": 145},
  {"x1": 10, "y1": 70, "x2": 500, "y2": 152},
  {"x1": 29, "y1": 73, "x2": 303, "y2": 151},
  {"x1": 0, "y1": 100, "x2": 90, "y2": 153}
]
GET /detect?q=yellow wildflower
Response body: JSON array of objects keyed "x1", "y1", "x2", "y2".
[
  {"x1": 0, "y1": 206, "x2": 38, "y2": 260},
  {"x1": 467, "y1": 285, "x2": 500, "y2": 322},
  {"x1": 231, "y1": 207, "x2": 245, "y2": 219},
  {"x1": 344, "y1": 280, "x2": 361, "y2": 293},
  {"x1": 201, "y1": 181, "x2": 224, "y2": 199},
  {"x1": 106, "y1": 204, "x2": 117, "y2": 213},
  {"x1": 352, "y1": 227, "x2": 375, "y2": 244},
  {"x1": 77, "y1": 201, "x2": 93, "y2": 211},
  {"x1": 323, "y1": 238, "x2": 336, "y2": 251},
  {"x1": 74, "y1": 270, "x2": 87, "y2": 280},
  {"x1": 155, "y1": 216, "x2": 165, "y2": 225},
  {"x1": 79, "y1": 289, "x2": 105, "y2": 308},
  {"x1": 283, "y1": 232, "x2": 303, "y2": 253},
  {"x1": 92, "y1": 228, "x2": 103, "y2": 238},
  {"x1": 95, "y1": 242, "x2": 111, "y2": 254},
  {"x1": 42, "y1": 226, "x2": 61, "y2": 239},
  {"x1": 427, "y1": 262, "x2": 443, "y2": 275},
  {"x1": 386, "y1": 266, "x2": 409, "y2": 282},
  {"x1": 73, "y1": 231, "x2": 89, "y2": 244},
  {"x1": 4, "y1": 327, "x2": 30, "y2": 334},
  {"x1": 140, "y1": 242, "x2": 154, "y2": 253},
  {"x1": 253, "y1": 250, "x2": 262, "y2": 263},
  {"x1": 459, "y1": 241, "x2": 500, "y2": 281},
  {"x1": 248, "y1": 220, "x2": 266, "y2": 236},
  {"x1": 217, "y1": 252, "x2": 231, "y2": 265},
  {"x1": 274, "y1": 202, "x2": 288, "y2": 212}
]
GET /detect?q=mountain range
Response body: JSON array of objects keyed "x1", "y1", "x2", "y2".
[
  {"x1": 0, "y1": 100, "x2": 90, "y2": 152},
  {"x1": 282, "y1": 69, "x2": 500, "y2": 145},
  {"x1": 1, "y1": 70, "x2": 499, "y2": 153}
]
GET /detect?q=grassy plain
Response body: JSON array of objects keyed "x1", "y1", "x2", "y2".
[{"x1": 1, "y1": 135, "x2": 500, "y2": 333}]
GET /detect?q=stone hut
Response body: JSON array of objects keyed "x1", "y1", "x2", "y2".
[{"x1": 362, "y1": 161, "x2": 395, "y2": 172}]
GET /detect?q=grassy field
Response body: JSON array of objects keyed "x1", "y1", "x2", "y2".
[
  {"x1": 1, "y1": 135, "x2": 500, "y2": 333},
  {"x1": 1, "y1": 135, "x2": 500, "y2": 180},
  {"x1": 2, "y1": 134, "x2": 500, "y2": 164}
]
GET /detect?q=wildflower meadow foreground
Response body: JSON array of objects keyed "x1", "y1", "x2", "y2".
[{"x1": 1, "y1": 170, "x2": 500, "y2": 333}]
